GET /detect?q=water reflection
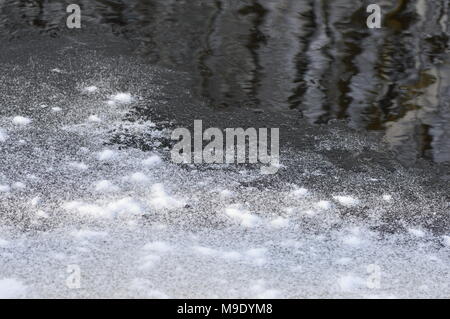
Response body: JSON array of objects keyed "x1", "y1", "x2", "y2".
[{"x1": 1, "y1": 0, "x2": 449, "y2": 164}]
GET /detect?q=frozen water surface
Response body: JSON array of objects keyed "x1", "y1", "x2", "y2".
[{"x1": 0, "y1": 35, "x2": 449, "y2": 299}]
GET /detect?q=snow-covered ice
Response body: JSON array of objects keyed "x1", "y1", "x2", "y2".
[
  {"x1": 0, "y1": 50, "x2": 449, "y2": 299},
  {"x1": 0, "y1": 128, "x2": 8, "y2": 142},
  {"x1": 128, "y1": 172, "x2": 150, "y2": 184},
  {"x1": 143, "y1": 155, "x2": 162, "y2": 167},
  {"x1": 0, "y1": 239, "x2": 10, "y2": 248},
  {"x1": 88, "y1": 115, "x2": 102, "y2": 123},
  {"x1": 12, "y1": 116, "x2": 31, "y2": 126},
  {"x1": 333, "y1": 195, "x2": 359, "y2": 207},
  {"x1": 290, "y1": 187, "x2": 309, "y2": 197},
  {"x1": 270, "y1": 217, "x2": 289, "y2": 228},
  {"x1": 12, "y1": 182, "x2": 26, "y2": 190},
  {"x1": 94, "y1": 180, "x2": 119, "y2": 193},
  {"x1": 225, "y1": 206, "x2": 261, "y2": 227},
  {"x1": 149, "y1": 183, "x2": 184, "y2": 210},
  {"x1": 83, "y1": 86, "x2": 98, "y2": 93},
  {"x1": 315, "y1": 200, "x2": 332, "y2": 210},
  {"x1": 408, "y1": 228, "x2": 426, "y2": 238},
  {"x1": 0, "y1": 184, "x2": 10, "y2": 193},
  {"x1": 64, "y1": 197, "x2": 143, "y2": 219},
  {"x1": 219, "y1": 189, "x2": 235, "y2": 198},
  {"x1": 110, "y1": 92, "x2": 133, "y2": 104},
  {"x1": 0, "y1": 279, "x2": 27, "y2": 298},
  {"x1": 143, "y1": 241, "x2": 173, "y2": 253},
  {"x1": 338, "y1": 275, "x2": 366, "y2": 292},
  {"x1": 97, "y1": 149, "x2": 116, "y2": 161},
  {"x1": 71, "y1": 229, "x2": 108, "y2": 240},
  {"x1": 68, "y1": 162, "x2": 89, "y2": 170},
  {"x1": 443, "y1": 236, "x2": 450, "y2": 247}
]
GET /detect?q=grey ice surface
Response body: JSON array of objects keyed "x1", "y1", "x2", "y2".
[{"x1": 0, "y1": 35, "x2": 449, "y2": 298}]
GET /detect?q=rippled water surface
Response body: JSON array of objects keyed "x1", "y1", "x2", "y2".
[{"x1": 1, "y1": 0, "x2": 449, "y2": 165}]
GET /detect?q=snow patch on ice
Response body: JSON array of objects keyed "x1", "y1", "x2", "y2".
[
  {"x1": 335, "y1": 257, "x2": 353, "y2": 265},
  {"x1": 138, "y1": 255, "x2": 161, "y2": 270},
  {"x1": 149, "y1": 183, "x2": 184, "y2": 210},
  {"x1": 0, "y1": 278, "x2": 27, "y2": 298},
  {"x1": 408, "y1": 228, "x2": 426, "y2": 238},
  {"x1": 143, "y1": 155, "x2": 162, "y2": 167},
  {"x1": 245, "y1": 248, "x2": 267, "y2": 265},
  {"x1": 225, "y1": 206, "x2": 261, "y2": 227},
  {"x1": 220, "y1": 251, "x2": 242, "y2": 261},
  {"x1": 0, "y1": 184, "x2": 11, "y2": 193},
  {"x1": 36, "y1": 210, "x2": 49, "y2": 219},
  {"x1": 64, "y1": 198, "x2": 143, "y2": 218},
  {"x1": 83, "y1": 86, "x2": 98, "y2": 93},
  {"x1": 443, "y1": 236, "x2": 450, "y2": 247},
  {"x1": 246, "y1": 248, "x2": 267, "y2": 258},
  {"x1": 270, "y1": 217, "x2": 289, "y2": 228},
  {"x1": 12, "y1": 182, "x2": 26, "y2": 190},
  {"x1": 94, "y1": 180, "x2": 119, "y2": 193},
  {"x1": 301, "y1": 209, "x2": 317, "y2": 217},
  {"x1": 88, "y1": 115, "x2": 102, "y2": 123},
  {"x1": 68, "y1": 162, "x2": 88, "y2": 171},
  {"x1": 129, "y1": 279, "x2": 170, "y2": 298},
  {"x1": 71, "y1": 229, "x2": 108, "y2": 240},
  {"x1": 143, "y1": 241, "x2": 173, "y2": 253},
  {"x1": 342, "y1": 235, "x2": 363, "y2": 247},
  {"x1": 289, "y1": 187, "x2": 309, "y2": 197},
  {"x1": 338, "y1": 274, "x2": 366, "y2": 292},
  {"x1": 0, "y1": 129, "x2": 8, "y2": 142},
  {"x1": 193, "y1": 246, "x2": 218, "y2": 256},
  {"x1": 342, "y1": 228, "x2": 365, "y2": 247},
  {"x1": 250, "y1": 280, "x2": 280, "y2": 298},
  {"x1": 316, "y1": 200, "x2": 332, "y2": 210},
  {"x1": 110, "y1": 92, "x2": 133, "y2": 104},
  {"x1": 333, "y1": 195, "x2": 359, "y2": 207},
  {"x1": 12, "y1": 116, "x2": 31, "y2": 126},
  {"x1": 219, "y1": 189, "x2": 235, "y2": 199},
  {"x1": 0, "y1": 238, "x2": 10, "y2": 248},
  {"x1": 128, "y1": 172, "x2": 150, "y2": 184},
  {"x1": 97, "y1": 149, "x2": 116, "y2": 161}
]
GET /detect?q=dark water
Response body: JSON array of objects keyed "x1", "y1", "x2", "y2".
[{"x1": 1, "y1": 0, "x2": 449, "y2": 165}]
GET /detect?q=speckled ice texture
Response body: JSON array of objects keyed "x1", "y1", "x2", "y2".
[{"x1": 0, "y1": 36, "x2": 449, "y2": 299}]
